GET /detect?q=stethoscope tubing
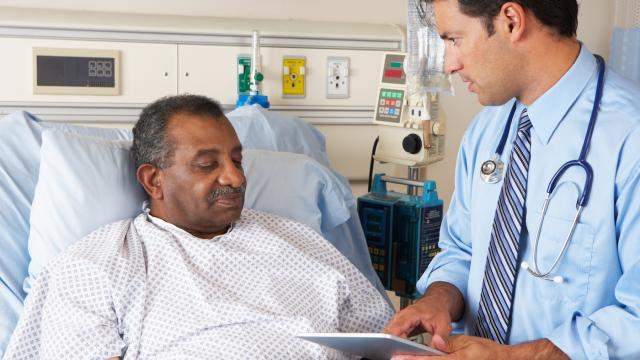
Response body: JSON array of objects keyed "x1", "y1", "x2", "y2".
[{"x1": 484, "y1": 54, "x2": 606, "y2": 283}]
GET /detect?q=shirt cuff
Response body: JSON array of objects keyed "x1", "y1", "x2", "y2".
[
  {"x1": 416, "y1": 263, "x2": 468, "y2": 299},
  {"x1": 546, "y1": 311, "x2": 610, "y2": 360}
]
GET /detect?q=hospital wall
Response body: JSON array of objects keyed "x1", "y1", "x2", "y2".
[{"x1": 0, "y1": 0, "x2": 614, "y2": 206}]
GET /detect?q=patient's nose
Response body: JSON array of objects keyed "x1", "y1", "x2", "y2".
[{"x1": 218, "y1": 160, "x2": 246, "y2": 188}]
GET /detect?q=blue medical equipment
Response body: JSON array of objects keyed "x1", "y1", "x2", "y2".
[
  {"x1": 482, "y1": 55, "x2": 606, "y2": 284},
  {"x1": 358, "y1": 174, "x2": 443, "y2": 299}
]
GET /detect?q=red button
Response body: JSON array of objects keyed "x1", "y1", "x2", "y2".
[{"x1": 384, "y1": 69, "x2": 403, "y2": 78}]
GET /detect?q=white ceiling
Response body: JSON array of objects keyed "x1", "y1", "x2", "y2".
[{"x1": 0, "y1": 0, "x2": 408, "y2": 25}]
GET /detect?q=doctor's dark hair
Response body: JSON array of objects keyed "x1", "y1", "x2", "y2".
[
  {"x1": 422, "y1": 0, "x2": 578, "y2": 37},
  {"x1": 131, "y1": 94, "x2": 225, "y2": 169}
]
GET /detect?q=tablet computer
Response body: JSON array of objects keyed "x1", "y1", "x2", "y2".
[{"x1": 297, "y1": 333, "x2": 446, "y2": 359}]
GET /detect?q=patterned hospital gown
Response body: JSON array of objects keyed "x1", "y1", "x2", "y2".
[{"x1": 5, "y1": 209, "x2": 394, "y2": 359}]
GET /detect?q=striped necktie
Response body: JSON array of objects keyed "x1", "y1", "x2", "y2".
[{"x1": 475, "y1": 108, "x2": 532, "y2": 344}]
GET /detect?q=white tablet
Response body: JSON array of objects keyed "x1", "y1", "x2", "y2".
[{"x1": 297, "y1": 333, "x2": 446, "y2": 359}]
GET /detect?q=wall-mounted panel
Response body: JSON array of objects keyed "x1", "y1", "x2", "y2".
[
  {"x1": 178, "y1": 44, "x2": 387, "y2": 108},
  {"x1": 0, "y1": 38, "x2": 177, "y2": 103}
]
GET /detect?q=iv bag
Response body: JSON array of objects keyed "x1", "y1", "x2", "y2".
[{"x1": 406, "y1": 0, "x2": 453, "y2": 96}]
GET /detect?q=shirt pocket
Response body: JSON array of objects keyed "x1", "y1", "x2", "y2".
[{"x1": 524, "y1": 210, "x2": 595, "y2": 304}]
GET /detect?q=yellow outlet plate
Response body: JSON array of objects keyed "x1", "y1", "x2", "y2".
[{"x1": 282, "y1": 56, "x2": 306, "y2": 97}]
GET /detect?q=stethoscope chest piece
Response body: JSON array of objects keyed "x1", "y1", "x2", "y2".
[{"x1": 480, "y1": 154, "x2": 504, "y2": 184}]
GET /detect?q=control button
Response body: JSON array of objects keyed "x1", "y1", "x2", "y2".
[
  {"x1": 402, "y1": 134, "x2": 422, "y2": 154},
  {"x1": 380, "y1": 99, "x2": 386, "y2": 106},
  {"x1": 432, "y1": 121, "x2": 446, "y2": 135}
]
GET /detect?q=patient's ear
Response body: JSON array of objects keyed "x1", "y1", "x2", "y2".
[{"x1": 137, "y1": 164, "x2": 163, "y2": 199}]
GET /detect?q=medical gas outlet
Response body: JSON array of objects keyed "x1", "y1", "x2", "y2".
[
  {"x1": 237, "y1": 55, "x2": 265, "y2": 95},
  {"x1": 282, "y1": 56, "x2": 306, "y2": 98},
  {"x1": 236, "y1": 55, "x2": 252, "y2": 95},
  {"x1": 327, "y1": 56, "x2": 350, "y2": 99}
]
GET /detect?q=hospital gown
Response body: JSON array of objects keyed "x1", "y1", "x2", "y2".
[{"x1": 5, "y1": 208, "x2": 394, "y2": 359}]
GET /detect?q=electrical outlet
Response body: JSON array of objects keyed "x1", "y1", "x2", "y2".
[
  {"x1": 282, "y1": 56, "x2": 306, "y2": 98},
  {"x1": 327, "y1": 56, "x2": 350, "y2": 99}
]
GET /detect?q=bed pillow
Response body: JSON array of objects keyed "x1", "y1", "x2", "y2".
[
  {"x1": 242, "y1": 149, "x2": 352, "y2": 234},
  {"x1": 24, "y1": 130, "x2": 146, "y2": 293},
  {"x1": 24, "y1": 133, "x2": 353, "y2": 294},
  {"x1": 0, "y1": 111, "x2": 131, "y2": 355},
  {"x1": 227, "y1": 105, "x2": 330, "y2": 167}
]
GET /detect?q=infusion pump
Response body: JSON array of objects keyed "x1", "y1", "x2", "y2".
[{"x1": 373, "y1": 53, "x2": 445, "y2": 167}]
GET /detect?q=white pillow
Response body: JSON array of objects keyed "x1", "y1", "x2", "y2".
[
  {"x1": 24, "y1": 133, "x2": 354, "y2": 293},
  {"x1": 25, "y1": 130, "x2": 147, "y2": 292}
]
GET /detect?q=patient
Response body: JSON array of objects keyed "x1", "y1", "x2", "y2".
[{"x1": 5, "y1": 95, "x2": 394, "y2": 359}]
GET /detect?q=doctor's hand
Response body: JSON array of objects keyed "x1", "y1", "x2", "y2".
[
  {"x1": 383, "y1": 282, "x2": 464, "y2": 343},
  {"x1": 391, "y1": 336, "x2": 570, "y2": 360},
  {"x1": 391, "y1": 335, "x2": 506, "y2": 360}
]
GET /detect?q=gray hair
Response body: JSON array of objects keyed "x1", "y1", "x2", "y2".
[{"x1": 131, "y1": 94, "x2": 225, "y2": 169}]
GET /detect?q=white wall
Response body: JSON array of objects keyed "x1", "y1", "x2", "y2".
[{"x1": 0, "y1": 0, "x2": 409, "y2": 24}]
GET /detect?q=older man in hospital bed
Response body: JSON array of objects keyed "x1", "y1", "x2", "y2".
[{"x1": 3, "y1": 95, "x2": 393, "y2": 359}]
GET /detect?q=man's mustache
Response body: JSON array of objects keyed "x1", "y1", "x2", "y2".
[{"x1": 207, "y1": 185, "x2": 246, "y2": 203}]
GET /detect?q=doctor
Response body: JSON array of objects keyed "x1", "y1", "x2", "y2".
[{"x1": 385, "y1": 0, "x2": 640, "y2": 359}]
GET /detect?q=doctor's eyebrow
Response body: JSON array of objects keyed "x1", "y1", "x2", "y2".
[
  {"x1": 440, "y1": 30, "x2": 466, "y2": 40},
  {"x1": 440, "y1": 31, "x2": 457, "y2": 40}
]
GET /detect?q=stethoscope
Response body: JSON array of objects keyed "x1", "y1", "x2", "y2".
[{"x1": 480, "y1": 54, "x2": 605, "y2": 284}]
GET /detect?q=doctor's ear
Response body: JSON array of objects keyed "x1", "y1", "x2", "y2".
[
  {"x1": 499, "y1": 2, "x2": 526, "y2": 41},
  {"x1": 137, "y1": 164, "x2": 164, "y2": 199}
]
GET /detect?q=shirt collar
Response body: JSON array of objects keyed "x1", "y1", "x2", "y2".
[
  {"x1": 142, "y1": 201, "x2": 234, "y2": 241},
  {"x1": 526, "y1": 43, "x2": 597, "y2": 145}
]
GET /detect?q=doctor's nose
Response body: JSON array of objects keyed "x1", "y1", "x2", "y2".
[
  {"x1": 218, "y1": 161, "x2": 246, "y2": 189},
  {"x1": 444, "y1": 49, "x2": 462, "y2": 75}
]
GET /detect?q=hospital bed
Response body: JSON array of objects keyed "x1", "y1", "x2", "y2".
[{"x1": 0, "y1": 106, "x2": 388, "y2": 355}]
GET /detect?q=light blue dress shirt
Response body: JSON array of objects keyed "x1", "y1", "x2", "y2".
[{"x1": 417, "y1": 45, "x2": 640, "y2": 359}]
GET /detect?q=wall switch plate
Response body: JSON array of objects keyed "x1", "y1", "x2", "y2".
[
  {"x1": 327, "y1": 56, "x2": 349, "y2": 99},
  {"x1": 282, "y1": 56, "x2": 306, "y2": 98}
]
